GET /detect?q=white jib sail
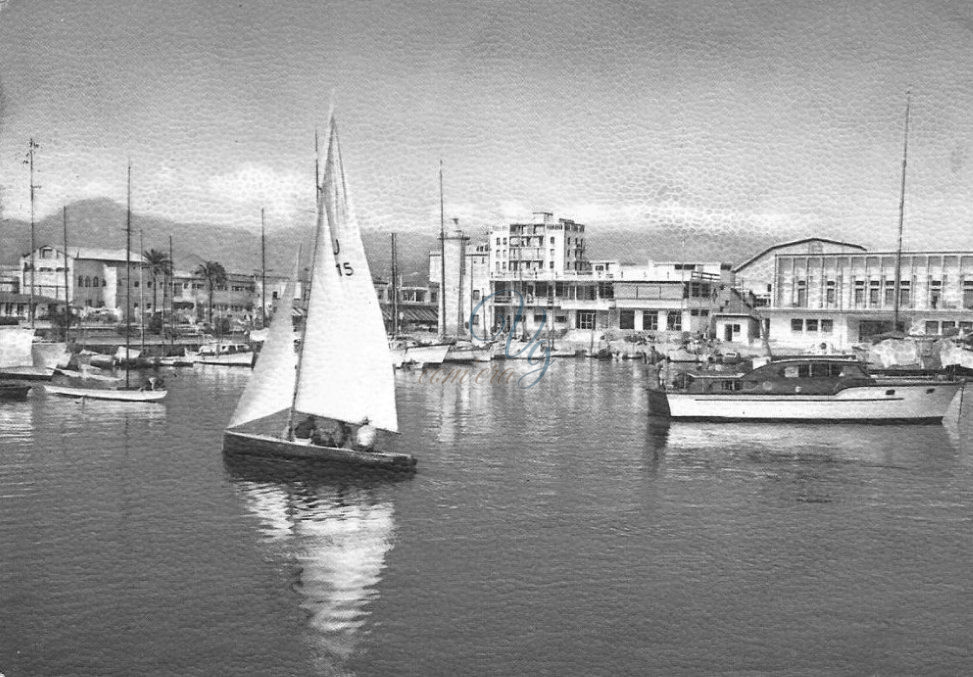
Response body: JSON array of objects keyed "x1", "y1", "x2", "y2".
[
  {"x1": 227, "y1": 265, "x2": 299, "y2": 428},
  {"x1": 293, "y1": 115, "x2": 399, "y2": 433}
]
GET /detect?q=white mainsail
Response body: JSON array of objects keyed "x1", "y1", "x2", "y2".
[
  {"x1": 293, "y1": 116, "x2": 399, "y2": 433},
  {"x1": 227, "y1": 266, "x2": 299, "y2": 428}
]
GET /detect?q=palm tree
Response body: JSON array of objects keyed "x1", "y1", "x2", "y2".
[
  {"x1": 194, "y1": 261, "x2": 227, "y2": 325},
  {"x1": 143, "y1": 248, "x2": 170, "y2": 323}
]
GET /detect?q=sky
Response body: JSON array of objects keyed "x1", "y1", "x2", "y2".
[{"x1": 3, "y1": 0, "x2": 973, "y2": 253}]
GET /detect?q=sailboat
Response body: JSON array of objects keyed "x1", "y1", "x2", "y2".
[
  {"x1": 222, "y1": 113, "x2": 415, "y2": 471},
  {"x1": 45, "y1": 165, "x2": 168, "y2": 403}
]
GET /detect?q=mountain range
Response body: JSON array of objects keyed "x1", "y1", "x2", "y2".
[{"x1": 0, "y1": 198, "x2": 804, "y2": 280}]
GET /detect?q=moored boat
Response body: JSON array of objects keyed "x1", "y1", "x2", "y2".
[
  {"x1": 195, "y1": 341, "x2": 254, "y2": 366},
  {"x1": 223, "y1": 112, "x2": 415, "y2": 471},
  {"x1": 649, "y1": 357, "x2": 963, "y2": 423},
  {"x1": 0, "y1": 382, "x2": 31, "y2": 401},
  {"x1": 45, "y1": 383, "x2": 168, "y2": 402},
  {"x1": 390, "y1": 338, "x2": 451, "y2": 368}
]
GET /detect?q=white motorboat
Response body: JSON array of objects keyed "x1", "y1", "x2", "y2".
[{"x1": 649, "y1": 357, "x2": 963, "y2": 423}]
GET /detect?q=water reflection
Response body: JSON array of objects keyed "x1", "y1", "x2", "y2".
[
  {"x1": 647, "y1": 418, "x2": 959, "y2": 474},
  {"x1": 0, "y1": 399, "x2": 35, "y2": 442},
  {"x1": 224, "y1": 456, "x2": 405, "y2": 671}
]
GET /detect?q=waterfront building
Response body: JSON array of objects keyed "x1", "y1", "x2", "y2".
[
  {"x1": 18, "y1": 245, "x2": 147, "y2": 318},
  {"x1": 171, "y1": 269, "x2": 256, "y2": 326},
  {"x1": 0, "y1": 291, "x2": 57, "y2": 322}
]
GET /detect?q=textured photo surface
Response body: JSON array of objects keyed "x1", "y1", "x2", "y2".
[{"x1": 1, "y1": 2, "x2": 972, "y2": 676}]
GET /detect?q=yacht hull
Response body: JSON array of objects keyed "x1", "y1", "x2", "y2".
[
  {"x1": 223, "y1": 430, "x2": 417, "y2": 471},
  {"x1": 652, "y1": 382, "x2": 963, "y2": 423}
]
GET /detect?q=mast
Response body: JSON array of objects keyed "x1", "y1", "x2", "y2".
[
  {"x1": 286, "y1": 131, "x2": 321, "y2": 439},
  {"x1": 169, "y1": 235, "x2": 175, "y2": 352},
  {"x1": 391, "y1": 232, "x2": 399, "y2": 336},
  {"x1": 139, "y1": 229, "x2": 145, "y2": 353},
  {"x1": 893, "y1": 91, "x2": 911, "y2": 332},
  {"x1": 62, "y1": 205, "x2": 70, "y2": 341},
  {"x1": 125, "y1": 163, "x2": 132, "y2": 388},
  {"x1": 26, "y1": 138, "x2": 39, "y2": 329},
  {"x1": 261, "y1": 207, "x2": 267, "y2": 328},
  {"x1": 438, "y1": 160, "x2": 446, "y2": 339}
]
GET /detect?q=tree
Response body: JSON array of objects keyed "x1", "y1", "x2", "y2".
[
  {"x1": 194, "y1": 261, "x2": 227, "y2": 325},
  {"x1": 143, "y1": 248, "x2": 170, "y2": 327}
]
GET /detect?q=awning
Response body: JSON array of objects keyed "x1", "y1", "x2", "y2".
[{"x1": 382, "y1": 306, "x2": 437, "y2": 323}]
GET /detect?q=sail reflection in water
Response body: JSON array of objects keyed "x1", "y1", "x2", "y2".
[{"x1": 225, "y1": 457, "x2": 399, "y2": 664}]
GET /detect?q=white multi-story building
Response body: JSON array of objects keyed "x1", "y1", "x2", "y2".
[{"x1": 735, "y1": 238, "x2": 973, "y2": 350}]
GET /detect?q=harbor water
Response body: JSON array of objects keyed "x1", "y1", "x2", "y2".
[{"x1": 1, "y1": 360, "x2": 972, "y2": 675}]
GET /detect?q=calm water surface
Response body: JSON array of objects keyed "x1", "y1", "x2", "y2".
[{"x1": 1, "y1": 361, "x2": 972, "y2": 676}]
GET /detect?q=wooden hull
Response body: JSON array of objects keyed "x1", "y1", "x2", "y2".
[
  {"x1": 44, "y1": 384, "x2": 168, "y2": 402},
  {"x1": 0, "y1": 366, "x2": 54, "y2": 381},
  {"x1": 223, "y1": 429, "x2": 417, "y2": 471},
  {"x1": 0, "y1": 383, "x2": 31, "y2": 401},
  {"x1": 650, "y1": 381, "x2": 963, "y2": 423}
]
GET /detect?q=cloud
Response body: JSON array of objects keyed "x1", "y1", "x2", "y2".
[{"x1": 207, "y1": 163, "x2": 310, "y2": 227}]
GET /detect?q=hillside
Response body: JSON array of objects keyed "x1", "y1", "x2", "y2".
[{"x1": 0, "y1": 198, "x2": 832, "y2": 279}]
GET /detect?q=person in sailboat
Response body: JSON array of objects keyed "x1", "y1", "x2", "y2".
[
  {"x1": 294, "y1": 415, "x2": 320, "y2": 443},
  {"x1": 355, "y1": 417, "x2": 377, "y2": 452}
]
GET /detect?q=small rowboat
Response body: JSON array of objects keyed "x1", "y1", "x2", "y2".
[{"x1": 44, "y1": 384, "x2": 168, "y2": 402}]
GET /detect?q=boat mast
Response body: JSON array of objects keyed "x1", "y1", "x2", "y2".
[
  {"x1": 286, "y1": 130, "x2": 321, "y2": 439},
  {"x1": 62, "y1": 205, "x2": 70, "y2": 341},
  {"x1": 438, "y1": 160, "x2": 446, "y2": 339},
  {"x1": 893, "y1": 91, "x2": 911, "y2": 332},
  {"x1": 391, "y1": 232, "x2": 399, "y2": 336},
  {"x1": 125, "y1": 163, "x2": 132, "y2": 388},
  {"x1": 169, "y1": 235, "x2": 175, "y2": 353},
  {"x1": 139, "y1": 229, "x2": 145, "y2": 353},
  {"x1": 26, "y1": 138, "x2": 39, "y2": 329},
  {"x1": 261, "y1": 207, "x2": 267, "y2": 328}
]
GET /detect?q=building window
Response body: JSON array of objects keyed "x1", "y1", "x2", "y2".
[
  {"x1": 619, "y1": 310, "x2": 635, "y2": 330},
  {"x1": 826, "y1": 281, "x2": 836, "y2": 306},
  {"x1": 884, "y1": 283, "x2": 895, "y2": 306},
  {"x1": 84, "y1": 276, "x2": 91, "y2": 287},
  {"x1": 472, "y1": 290, "x2": 480, "y2": 301},
  {"x1": 102, "y1": 278, "x2": 107, "y2": 287},
  {"x1": 960, "y1": 321, "x2": 973, "y2": 332},
  {"x1": 791, "y1": 318, "x2": 803, "y2": 332},
  {"x1": 931, "y1": 281, "x2": 942, "y2": 309},
  {"x1": 854, "y1": 281, "x2": 865, "y2": 307},
  {"x1": 643, "y1": 312, "x2": 658, "y2": 331},
  {"x1": 576, "y1": 311, "x2": 595, "y2": 330},
  {"x1": 869, "y1": 282, "x2": 880, "y2": 306},
  {"x1": 821, "y1": 319, "x2": 833, "y2": 333},
  {"x1": 925, "y1": 320, "x2": 939, "y2": 334},
  {"x1": 806, "y1": 319, "x2": 819, "y2": 332},
  {"x1": 666, "y1": 311, "x2": 682, "y2": 331},
  {"x1": 964, "y1": 282, "x2": 973, "y2": 309},
  {"x1": 795, "y1": 280, "x2": 807, "y2": 307},
  {"x1": 92, "y1": 276, "x2": 99, "y2": 287},
  {"x1": 78, "y1": 275, "x2": 84, "y2": 287}
]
